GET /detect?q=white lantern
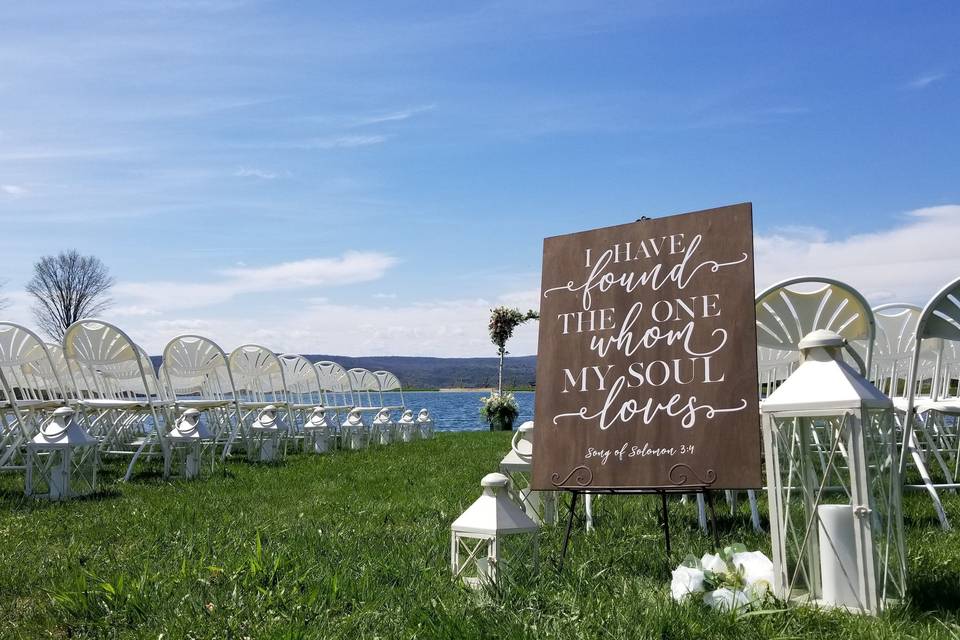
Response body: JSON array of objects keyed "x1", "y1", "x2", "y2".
[
  {"x1": 342, "y1": 409, "x2": 368, "y2": 450},
  {"x1": 417, "y1": 408, "x2": 434, "y2": 439},
  {"x1": 249, "y1": 404, "x2": 285, "y2": 462},
  {"x1": 166, "y1": 408, "x2": 214, "y2": 479},
  {"x1": 397, "y1": 409, "x2": 417, "y2": 442},
  {"x1": 304, "y1": 406, "x2": 334, "y2": 453},
  {"x1": 499, "y1": 421, "x2": 558, "y2": 526},
  {"x1": 450, "y1": 472, "x2": 538, "y2": 589},
  {"x1": 25, "y1": 407, "x2": 98, "y2": 500},
  {"x1": 373, "y1": 408, "x2": 394, "y2": 445},
  {"x1": 762, "y1": 330, "x2": 907, "y2": 614}
]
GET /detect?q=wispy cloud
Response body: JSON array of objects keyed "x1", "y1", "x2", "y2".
[
  {"x1": 0, "y1": 184, "x2": 27, "y2": 197},
  {"x1": 350, "y1": 104, "x2": 436, "y2": 127},
  {"x1": 905, "y1": 72, "x2": 946, "y2": 90},
  {"x1": 234, "y1": 167, "x2": 279, "y2": 180},
  {"x1": 286, "y1": 135, "x2": 389, "y2": 150},
  {"x1": 115, "y1": 251, "x2": 399, "y2": 310}
]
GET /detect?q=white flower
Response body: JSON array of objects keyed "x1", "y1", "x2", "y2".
[
  {"x1": 703, "y1": 587, "x2": 750, "y2": 611},
  {"x1": 731, "y1": 551, "x2": 774, "y2": 599},
  {"x1": 700, "y1": 553, "x2": 728, "y2": 575},
  {"x1": 670, "y1": 565, "x2": 705, "y2": 602}
]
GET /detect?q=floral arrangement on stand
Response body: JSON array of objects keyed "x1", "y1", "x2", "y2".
[
  {"x1": 480, "y1": 392, "x2": 519, "y2": 431},
  {"x1": 670, "y1": 544, "x2": 775, "y2": 611}
]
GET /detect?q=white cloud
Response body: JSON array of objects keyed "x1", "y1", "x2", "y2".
[
  {"x1": 372, "y1": 292, "x2": 397, "y2": 299},
  {"x1": 115, "y1": 251, "x2": 398, "y2": 310},
  {"x1": 755, "y1": 204, "x2": 960, "y2": 303},
  {"x1": 234, "y1": 167, "x2": 278, "y2": 180},
  {"x1": 291, "y1": 135, "x2": 389, "y2": 150},
  {"x1": 351, "y1": 104, "x2": 436, "y2": 127},
  {"x1": 114, "y1": 290, "x2": 540, "y2": 357},
  {"x1": 905, "y1": 72, "x2": 946, "y2": 90},
  {"x1": 0, "y1": 184, "x2": 27, "y2": 197}
]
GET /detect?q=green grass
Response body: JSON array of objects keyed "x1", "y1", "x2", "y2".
[{"x1": 1, "y1": 432, "x2": 959, "y2": 639}]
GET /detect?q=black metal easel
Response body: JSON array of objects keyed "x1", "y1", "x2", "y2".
[{"x1": 557, "y1": 488, "x2": 721, "y2": 576}]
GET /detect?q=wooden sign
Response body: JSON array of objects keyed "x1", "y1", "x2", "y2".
[{"x1": 531, "y1": 203, "x2": 761, "y2": 491}]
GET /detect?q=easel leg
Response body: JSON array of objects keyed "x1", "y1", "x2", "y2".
[
  {"x1": 558, "y1": 491, "x2": 579, "y2": 572},
  {"x1": 660, "y1": 491, "x2": 671, "y2": 577},
  {"x1": 705, "y1": 490, "x2": 720, "y2": 549}
]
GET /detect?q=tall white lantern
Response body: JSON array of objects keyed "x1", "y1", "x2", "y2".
[
  {"x1": 500, "y1": 421, "x2": 557, "y2": 525},
  {"x1": 249, "y1": 405, "x2": 285, "y2": 462},
  {"x1": 397, "y1": 409, "x2": 418, "y2": 442},
  {"x1": 304, "y1": 406, "x2": 334, "y2": 453},
  {"x1": 373, "y1": 408, "x2": 394, "y2": 445},
  {"x1": 762, "y1": 330, "x2": 907, "y2": 614},
  {"x1": 166, "y1": 408, "x2": 214, "y2": 479},
  {"x1": 25, "y1": 407, "x2": 98, "y2": 500},
  {"x1": 341, "y1": 409, "x2": 368, "y2": 450},
  {"x1": 450, "y1": 472, "x2": 538, "y2": 589},
  {"x1": 417, "y1": 409, "x2": 434, "y2": 439}
]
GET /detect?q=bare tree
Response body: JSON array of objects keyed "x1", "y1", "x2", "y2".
[
  {"x1": 26, "y1": 250, "x2": 115, "y2": 342},
  {"x1": 0, "y1": 278, "x2": 9, "y2": 312}
]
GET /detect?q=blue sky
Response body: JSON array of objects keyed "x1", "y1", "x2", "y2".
[{"x1": 0, "y1": 1, "x2": 957, "y2": 356}]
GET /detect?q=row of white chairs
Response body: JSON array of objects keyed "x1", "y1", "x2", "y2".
[
  {"x1": 0, "y1": 318, "x2": 435, "y2": 489},
  {"x1": 754, "y1": 274, "x2": 960, "y2": 530}
]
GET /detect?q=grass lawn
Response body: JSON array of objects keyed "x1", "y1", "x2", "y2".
[{"x1": 1, "y1": 431, "x2": 959, "y2": 639}]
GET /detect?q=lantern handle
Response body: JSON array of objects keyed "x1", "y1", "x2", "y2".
[{"x1": 842, "y1": 340, "x2": 867, "y2": 376}]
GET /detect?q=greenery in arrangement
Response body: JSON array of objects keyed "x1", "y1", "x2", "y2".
[
  {"x1": 479, "y1": 391, "x2": 520, "y2": 431},
  {"x1": 488, "y1": 306, "x2": 539, "y2": 395},
  {"x1": 2, "y1": 432, "x2": 960, "y2": 639}
]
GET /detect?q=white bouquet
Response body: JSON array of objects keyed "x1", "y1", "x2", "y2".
[{"x1": 670, "y1": 543, "x2": 774, "y2": 611}]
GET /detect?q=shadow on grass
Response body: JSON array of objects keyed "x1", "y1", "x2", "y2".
[
  {"x1": 908, "y1": 575, "x2": 960, "y2": 615},
  {"x1": 0, "y1": 486, "x2": 123, "y2": 510}
]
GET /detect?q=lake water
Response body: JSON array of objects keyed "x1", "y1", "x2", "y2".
[{"x1": 381, "y1": 391, "x2": 535, "y2": 431}]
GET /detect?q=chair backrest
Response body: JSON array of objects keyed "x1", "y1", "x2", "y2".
[
  {"x1": 911, "y1": 278, "x2": 960, "y2": 403},
  {"x1": 228, "y1": 344, "x2": 289, "y2": 405},
  {"x1": 279, "y1": 354, "x2": 322, "y2": 406},
  {"x1": 162, "y1": 335, "x2": 237, "y2": 403},
  {"x1": 871, "y1": 304, "x2": 939, "y2": 399},
  {"x1": 755, "y1": 276, "x2": 876, "y2": 371},
  {"x1": 314, "y1": 360, "x2": 355, "y2": 407},
  {"x1": 0, "y1": 322, "x2": 68, "y2": 405},
  {"x1": 757, "y1": 346, "x2": 796, "y2": 398},
  {"x1": 62, "y1": 319, "x2": 165, "y2": 403},
  {"x1": 347, "y1": 367, "x2": 382, "y2": 408},
  {"x1": 373, "y1": 370, "x2": 404, "y2": 408}
]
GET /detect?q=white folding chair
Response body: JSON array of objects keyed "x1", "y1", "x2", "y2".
[
  {"x1": 749, "y1": 277, "x2": 877, "y2": 531},
  {"x1": 63, "y1": 319, "x2": 172, "y2": 481},
  {"x1": 0, "y1": 322, "x2": 71, "y2": 471},
  {"x1": 161, "y1": 335, "x2": 244, "y2": 461},
  {"x1": 314, "y1": 360, "x2": 355, "y2": 435},
  {"x1": 872, "y1": 304, "x2": 950, "y2": 528},
  {"x1": 279, "y1": 354, "x2": 324, "y2": 451},
  {"x1": 373, "y1": 370, "x2": 405, "y2": 411},
  {"x1": 347, "y1": 367, "x2": 382, "y2": 446},
  {"x1": 901, "y1": 277, "x2": 960, "y2": 529},
  {"x1": 228, "y1": 345, "x2": 294, "y2": 461}
]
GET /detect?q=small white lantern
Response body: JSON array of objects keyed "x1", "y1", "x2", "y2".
[
  {"x1": 341, "y1": 409, "x2": 368, "y2": 450},
  {"x1": 373, "y1": 408, "x2": 394, "y2": 445},
  {"x1": 25, "y1": 407, "x2": 98, "y2": 500},
  {"x1": 397, "y1": 409, "x2": 417, "y2": 442},
  {"x1": 450, "y1": 472, "x2": 538, "y2": 589},
  {"x1": 416, "y1": 408, "x2": 434, "y2": 439},
  {"x1": 499, "y1": 421, "x2": 557, "y2": 525},
  {"x1": 249, "y1": 404, "x2": 285, "y2": 462},
  {"x1": 166, "y1": 408, "x2": 214, "y2": 479},
  {"x1": 304, "y1": 406, "x2": 334, "y2": 453},
  {"x1": 762, "y1": 330, "x2": 907, "y2": 614}
]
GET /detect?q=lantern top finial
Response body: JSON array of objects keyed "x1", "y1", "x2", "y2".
[
  {"x1": 798, "y1": 329, "x2": 845, "y2": 351},
  {"x1": 481, "y1": 472, "x2": 509, "y2": 489}
]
